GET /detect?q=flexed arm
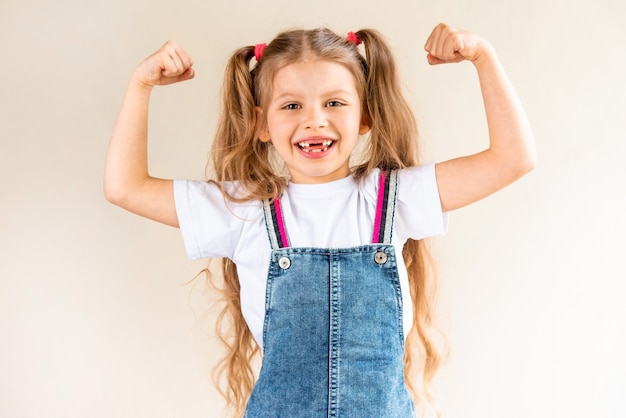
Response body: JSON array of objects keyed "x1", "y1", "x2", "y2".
[
  {"x1": 104, "y1": 42, "x2": 195, "y2": 227},
  {"x1": 426, "y1": 23, "x2": 537, "y2": 212}
]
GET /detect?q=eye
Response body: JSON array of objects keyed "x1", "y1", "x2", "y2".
[
  {"x1": 283, "y1": 103, "x2": 301, "y2": 110},
  {"x1": 326, "y1": 100, "x2": 344, "y2": 107}
]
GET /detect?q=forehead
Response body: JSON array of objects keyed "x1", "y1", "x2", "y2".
[{"x1": 270, "y1": 59, "x2": 359, "y2": 98}]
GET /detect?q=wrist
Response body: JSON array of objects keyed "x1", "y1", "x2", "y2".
[
  {"x1": 129, "y1": 69, "x2": 158, "y2": 92},
  {"x1": 470, "y1": 40, "x2": 497, "y2": 69}
]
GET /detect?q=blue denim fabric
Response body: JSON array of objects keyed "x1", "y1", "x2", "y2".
[{"x1": 244, "y1": 245, "x2": 415, "y2": 418}]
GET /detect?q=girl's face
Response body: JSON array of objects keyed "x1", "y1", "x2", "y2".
[{"x1": 257, "y1": 59, "x2": 370, "y2": 184}]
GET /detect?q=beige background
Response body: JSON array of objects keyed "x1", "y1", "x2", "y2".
[{"x1": 2, "y1": 0, "x2": 625, "y2": 417}]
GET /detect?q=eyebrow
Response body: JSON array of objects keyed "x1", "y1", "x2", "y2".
[{"x1": 272, "y1": 89, "x2": 357, "y2": 102}]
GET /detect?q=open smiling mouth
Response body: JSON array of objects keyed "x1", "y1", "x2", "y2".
[{"x1": 297, "y1": 139, "x2": 334, "y2": 153}]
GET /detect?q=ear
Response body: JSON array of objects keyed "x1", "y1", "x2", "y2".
[
  {"x1": 255, "y1": 107, "x2": 271, "y2": 142},
  {"x1": 359, "y1": 111, "x2": 371, "y2": 135}
]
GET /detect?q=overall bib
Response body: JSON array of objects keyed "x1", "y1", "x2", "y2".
[{"x1": 244, "y1": 171, "x2": 415, "y2": 418}]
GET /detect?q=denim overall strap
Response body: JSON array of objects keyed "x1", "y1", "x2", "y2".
[
  {"x1": 372, "y1": 169, "x2": 399, "y2": 244},
  {"x1": 262, "y1": 197, "x2": 290, "y2": 249}
]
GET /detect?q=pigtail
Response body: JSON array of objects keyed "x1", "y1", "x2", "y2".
[
  {"x1": 355, "y1": 29, "x2": 447, "y2": 414},
  {"x1": 209, "y1": 47, "x2": 269, "y2": 417},
  {"x1": 402, "y1": 239, "x2": 447, "y2": 416},
  {"x1": 210, "y1": 259, "x2": 260, "y2": 418},
  {"x1": 353, "y1": 29, "x2": 419, "y2": 174},
  {"x1": 211, "y1": 46, "x2": 283, "y2": 200}
]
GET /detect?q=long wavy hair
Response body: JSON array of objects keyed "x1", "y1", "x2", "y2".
[{"x1": 205, "y1": 27, "x2": 446, "y2": 417}]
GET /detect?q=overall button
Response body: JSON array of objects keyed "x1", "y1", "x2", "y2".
[
  {"x1": 278, "y1": 256, "x2": 291, "y2": 270},
  {"x1": 374, "y1": 251, "x2": 388, "y2": 265}
]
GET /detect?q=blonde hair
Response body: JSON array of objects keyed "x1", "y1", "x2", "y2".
[{"x1": 207, "y1": 27, "x2": 446, "y2": 417}]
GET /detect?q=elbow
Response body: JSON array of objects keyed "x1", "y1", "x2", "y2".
[
  {"x1": 497, "y1": 148, "x2": 537, "y2": 185},
  {"x1": 103, "y1": 183, "x2": 122, "y2": 206},
  {"x1": 103, "y1": 167, "x2": 141, "y2": 208},
  {"x1": 103, "y1": 165, "x2": 121, "y2": 206},
  {"x1": 103, "y1": 179, "x2": 130, "y2": 208},
  {"x1": 511, "y1": 149, "x2": 537, "y2": 182},
  {"x1": 522, "y1": 145, "x2": 538, "y2": 174},
  {"x1": 510, "y1": 134, "x2": 538, "y2": 178},
  {"x1": 523, "y1": 133, "x2": 538, "y2": 173},
  {"x1": 520, "y1": 153, "x2": 537, "y2": 176}
]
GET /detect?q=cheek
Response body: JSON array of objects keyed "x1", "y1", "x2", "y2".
[{"x1": 270, "y1": 117, "x2": 300, "y2": 140}]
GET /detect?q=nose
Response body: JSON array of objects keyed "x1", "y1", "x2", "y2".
[{"x1": 304, "y1": 107, "x2": 328, "y2": 130}]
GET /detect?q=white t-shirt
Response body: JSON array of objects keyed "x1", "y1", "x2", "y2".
[{"x1": 174, "y1": 164, "x2": 448, "y2": 349}]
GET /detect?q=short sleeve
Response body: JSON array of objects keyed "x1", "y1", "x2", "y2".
[
  {"x1": 173, "y1": 179, "x2": 258, "y2": 260},
  {"x1": 395, "y1": 163, "x2": 448, "y2": 241}
]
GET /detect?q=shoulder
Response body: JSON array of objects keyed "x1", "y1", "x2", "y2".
[
  {"x1": 174, "y1": 178, "x2": 264, "y2": 228},
  {"x1": 174, "y1": 178, "x2": 258, "y2": 201},
  {"x1": 395, "y1": 163, "x2": 439, "y2": 196},
  {"x1": 173, "y1": 179, "x2": 265, "y2": 260},
  {"x1": 174, "y1": 179, "x2": 263, "y2": 212},
  {"x1": 393, "y1": 163, "x2": 449, "y2": 240},
  {"x1": 355, "y1": 164, "x2": 438, "y2": 195}
]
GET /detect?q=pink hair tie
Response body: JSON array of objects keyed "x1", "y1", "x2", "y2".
[
  {"x1": 254, "y1": 43, "x2": 267, "y2": 61},
  {"x1": 346, "y1": 32, "x2": 361, "y2": 46}
]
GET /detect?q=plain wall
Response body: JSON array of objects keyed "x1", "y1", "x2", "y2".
[{"x1": 1, "y1": 0, "x2": 625, "y2": 417}]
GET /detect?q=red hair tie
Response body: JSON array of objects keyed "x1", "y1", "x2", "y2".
[
  {"x1": 346, "y1": 32, "x2": 361, "y2": 46},
  {"x1": 254, "y1": 43, "x2": 267, "y2": 61}
]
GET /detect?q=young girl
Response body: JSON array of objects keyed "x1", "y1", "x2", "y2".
[{"x1": 105, "y1": 23, "x2": 535, "y2": 417}]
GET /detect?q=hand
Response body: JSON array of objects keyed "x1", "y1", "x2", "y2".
[
  {"x1": 132, "y1": 41, "x2": 195, "y2": 87},
  {"x1": 424, "y1": 23, "x2": 490, "y2": 65}
]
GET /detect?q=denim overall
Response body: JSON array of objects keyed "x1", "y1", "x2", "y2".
[{"x1": 244, "y1": 171, "x2": 415, "y2": 418}]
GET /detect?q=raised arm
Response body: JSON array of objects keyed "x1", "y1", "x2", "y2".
[
  {"x1": 104, "y1": 41, "x2": 195, "y2": 227},
  {"x1": 424, "y1": 23, "x2": 537, "y2": 212}
]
